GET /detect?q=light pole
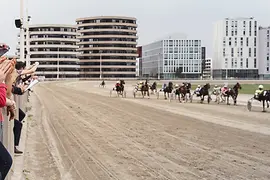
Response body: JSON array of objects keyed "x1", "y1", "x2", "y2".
[
  {"x1": 158, "y1": 53, "x2": 161, "y2": 80},
  {"x1": 19, "y1": 0, "x2": 25, "y2": 62},
  {"x1": 25, "y1": 6, "x2": 31, "y2": 67},
  {"x1": 99, "y1": 50, "x2": 102, "y2": 79},
  {"x1": 57, "y1": 47, "x2": 60, "y2": 79}
]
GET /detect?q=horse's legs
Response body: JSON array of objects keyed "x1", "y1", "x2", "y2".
[
  {"x1": 234, "y1": 95, "x2": 237, "y2": 105},
  {"x1": 227, "y1": 96, "x2": 230, "y2": 105},
  {"x1": 200, "y1": 95, "x2": 204, "y2": 103},
  {"x1": 164, "y1": 92, "x2": 167, "y2": 99},
  {"x1": 263, "y1": 100, "x2": 266, "y2": 112},
  {"x1": 267, "y1": 101, "x2": 270, "y2": 108}
]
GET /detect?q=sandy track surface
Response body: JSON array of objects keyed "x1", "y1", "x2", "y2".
[{"x1": 24, "y1": 81, "x2": 270, "y2": 180}]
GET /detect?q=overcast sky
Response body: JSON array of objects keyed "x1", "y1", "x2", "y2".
[{"x1": 1, "y1": 0, "x2": 270, "y2": 56}]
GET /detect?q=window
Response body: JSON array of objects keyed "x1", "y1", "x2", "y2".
[
  {"x1": 267, "y1": 42, "x2": 269, "y2": 47},
  {"x1": 231, "y1": 48, "x2": 234, "y2": 57},
  {"x1": 231, "y1": 58, "x2": 234, "y2": 68},
  {"x1": 267, "y1": 67, "x2": 269, "y2": 72},
  {"x1": 254, "y1": 37, "x2": 257, "y2": 46},
  {"x1": 246, "y1": 37, "x2": 249, "y2": 46},
  {"x1": 267, "y1": 56, "x2": 269, "y2": 61},
  {"x1": 240, "y1": 58, "x2": 243, "y2": 68},
  {"x1": 254, "y1": 48, "x2": 256, "y2": 57},
  {"x1": 249, "y1": 48, "x2": 251, "y2": 57},
  {"x1": 267, "y1": 30, "x2": 270, "y2": 35},
  {"x1": 229, "y1": 41, "x2": 231, "y2": 46},
  {"x1": 225, "y1": 58, "x2": 228, "y2": 68},
  {"x1": 246, "y1": 58, "x2": 248, "y2": 68},
  {"x1": 235, "y1": 31, "x2": 237, "y2": 35},
  {"x1": 164, "y1": 54, "x2": 168, "y2": 59},
  {"x1": 254, "y1": 58, "x2": 257, "y2": 68},
  {"x1": 169, "y1": 40, "x2": 173, "y2": 46},
  {"x1": 231, "y1": 31, "x2": 234, "y2": 36},
  {"x1": 243, "y1": 31, "x2": 246, "y2": 36},
  {"x1": 254, "y1": 31, "x2": 257, "y2": 36},
  {"x1": 223, "y1": 48, "x2": 226, "y2": 57}
]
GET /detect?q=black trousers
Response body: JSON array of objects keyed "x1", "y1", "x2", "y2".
[
  {"x1": 0, "y1": 142, "x2": 12, "y2": 180},
  {"x1": 13, "y1": 109, "x2": 25, "y2": 146}
]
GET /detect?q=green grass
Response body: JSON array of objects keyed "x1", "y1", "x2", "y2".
[{"x1": 155, "y1": 84, "x2": 270, "y2": 94}]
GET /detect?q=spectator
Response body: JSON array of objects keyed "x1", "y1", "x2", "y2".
[
  {"x1": 12, "y1": 61, "x2": 38, "y2": 154},
  {"x1": 0, "y1": 57, "x2": 14, "y2": 180},
  {"x1": 11, "y1": 83, "x2": 27, "y2": 154}
]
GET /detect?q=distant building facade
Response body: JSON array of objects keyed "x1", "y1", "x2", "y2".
[
  {"x1": 258, "y1": 26, "x2": 270, "y2": 79},
  {"x1": 142, "y1": 37, "x2": 203, "y2": 79},
  {"x1": 202, "y1": 58, "x2": 212, "y2": 79},
  {"x1": 17, "y1": 24, "x2": 80, "y2": 79},
  {"x1": 213, "y1": 17, "x2": 259, "y2": 79},
  {"x1": 76, "y1": 16, "x2": 138, "y2": 79}
]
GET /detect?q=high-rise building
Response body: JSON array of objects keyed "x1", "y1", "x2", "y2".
[
  {"x1": 213, "y1": 17, "x2": 259, "y2": 79},
  {"x1": 258, "y1": 26, "x2": 270, "y2": 79},
  {"x1": 142, "y1": 37, "x2": 203, "y2": 79},
  {"x1": 76, "y1": 16, "x2": 138, "y2": 79},
  {"x1": 16, "y1": 24, "x2": 80, "y2": 79}
]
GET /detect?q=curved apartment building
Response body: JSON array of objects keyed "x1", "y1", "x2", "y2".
[
  {"x1": 76, "y1": 16, "x2": 138, "y2": 78},
  {"x1": 17, "y1": 24, "x2": 80, "y2": 79}
]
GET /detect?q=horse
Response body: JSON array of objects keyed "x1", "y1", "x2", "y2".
[
  {"x1": 141, "y1": 80, "x2": 150, "y2": 98},
  {"x1": 248, "y1": 90, "x2": 270, "y2": 112},
  {"x1": 115, "y1": 80, "x2": 125, "y2": 97},
  {"x1": 183, "y1": 82, "x2": 192, "y2": 102},
  {"x1": 149, "y1": 82, "x2": 157, "y2": 94},
  {"x1": 198, "y1": 83, "x2": 211, "y2": 104},
  {"x1": 99, "y1": 80, "x2": 105, "y2": 88},
  {"x1": 164, "y1": 82, "x2": 173, "y2": 100},
  {"x1": 223, "y1": 82, "x2": 242, "y2": 105}
]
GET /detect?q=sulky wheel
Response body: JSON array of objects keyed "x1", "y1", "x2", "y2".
[{"x1": 110, "y1": 90, "x2": 112, "y2": 97}]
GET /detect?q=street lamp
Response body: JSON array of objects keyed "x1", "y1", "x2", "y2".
[
  {"x1": 57, "y1": 47, "x2": 60, "y2": 79},
  {"x1": 158, "y1": 53, "x2": 161, "y2": 80},
  {"x1": 99, "y1": 50, "x2": 102, "y2": 79}
]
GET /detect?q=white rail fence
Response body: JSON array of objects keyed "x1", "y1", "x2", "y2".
[{"x1": 1, "y1": 93, "x2": 28, "y2": 180}]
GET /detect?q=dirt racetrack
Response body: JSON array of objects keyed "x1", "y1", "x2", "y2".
[{"x1": 23, "y1": 81, "x2": 270, "y2": 180}]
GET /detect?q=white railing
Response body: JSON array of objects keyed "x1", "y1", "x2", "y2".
[{"x1": 1, "y1": 93, "x2": 28, "y2": 180}]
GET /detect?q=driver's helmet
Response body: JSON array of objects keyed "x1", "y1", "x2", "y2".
[
  {"x1": 140, "y1": 81, "x2": 143, "y2": 84},
  {"x1": 197, "y1": 85, "x2": 201, "y2": 88},
  {"x1": 258, "y1": 85, "x2": 264, "y2": 90},
  {"x1": 116, "y1": 81, "x2": 120, "y2": 84},
  {"x1": 215, "y1": 85, "x2": 218, "y2": 87},
  {"x1": 175, "y1": 84, "x2": 179, "y2": 88}
]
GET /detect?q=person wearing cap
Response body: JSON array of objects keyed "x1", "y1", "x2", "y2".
[
  {"x1": 254, "y1": 85, "x2": 264, "y2": 100},
  {"x1": 221, "y1": 83, "x2": 229, "y2": 96},
  {"x1": 115, "y1": 81, "x2": 120, "y2": 88},
  {"x1": 194, "y1": 85, "x2": 201, "y2": 95}
]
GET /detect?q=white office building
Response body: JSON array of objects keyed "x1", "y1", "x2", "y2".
[
  {"x1": 203, "y1": 58, "x2": 212, "y2": 79},
  {"x1": 258, "y1": 26, "x2": 270, "y2": 79},
  {"x1": 142, "y1": 37, "x2": 203, "y2": 79},
  {"x1": 213, "y1": 17, "x2": 259, "y2": 79}
]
